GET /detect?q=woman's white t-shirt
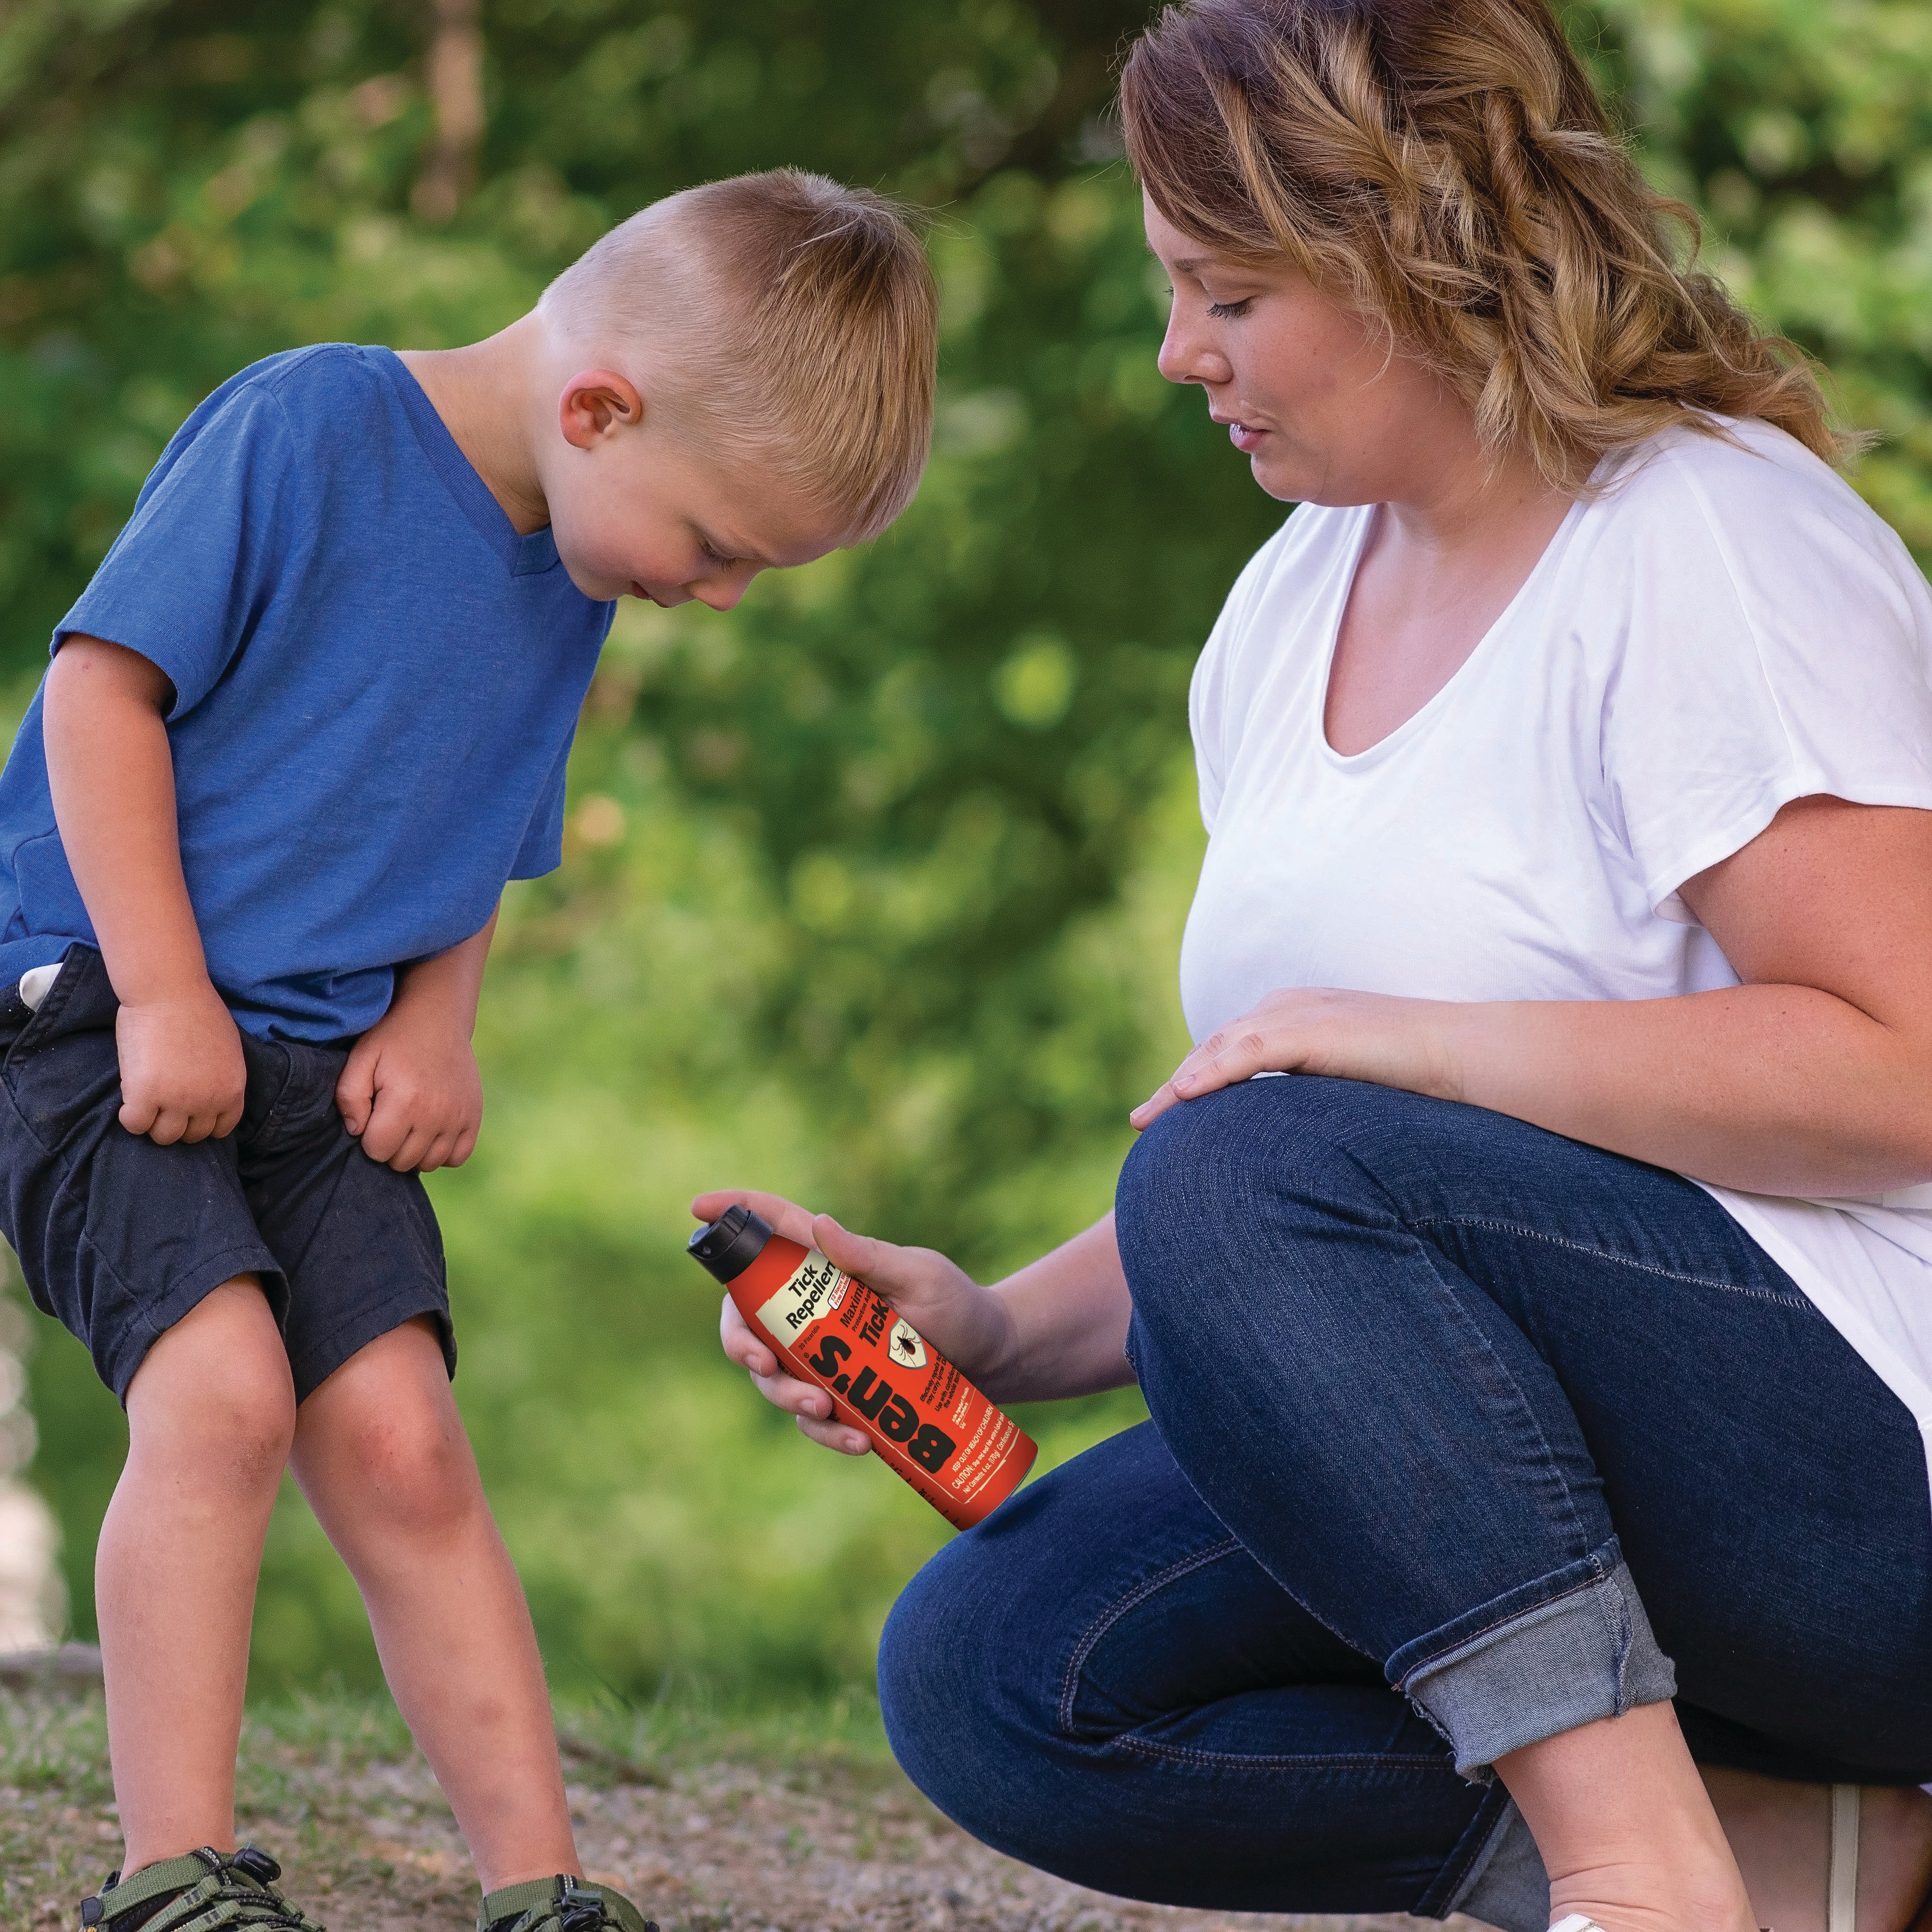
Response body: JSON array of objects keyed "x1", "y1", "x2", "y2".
[{"x1": 1179, "y1": 415, "x2": 1932, "y2": 1504}]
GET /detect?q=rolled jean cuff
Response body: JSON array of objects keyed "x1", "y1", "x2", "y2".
[{"x1": 1390, "y1": 1538, "x2": 1676, "y2": 1778}]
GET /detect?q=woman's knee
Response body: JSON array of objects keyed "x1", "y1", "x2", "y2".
[
  {"x1": 1121, "y1": 1077, "x2": 1372, "y2": 1230},
  {"x1": 881, "y1": 1477, "x2": 1115, "y2": 1847},
  {"x1": 879, "y1": 1534, "x2": 1021, "y2": 1802},
  {"x1": 1116, "y1": 1079, "x2": 1390, "y2": 1319}
]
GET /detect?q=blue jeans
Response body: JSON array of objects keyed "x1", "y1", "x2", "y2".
[{"x1": 878, "y1": 1079, "x2": 1932, "y2": 1929}]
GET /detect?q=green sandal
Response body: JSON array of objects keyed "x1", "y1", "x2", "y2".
[
  {"x1": 480, "y1": 1875, "x2": 658, "y2": 1932},
  {"x1": 79, "y1": 1846, "x2": 326, "y2": 1932}
]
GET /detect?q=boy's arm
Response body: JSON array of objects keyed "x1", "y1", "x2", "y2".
[
  {"x1": 42, "y1": 637, "x2": 245, "y2": 1144},
  {"x1": 334, "y1": 910, "x2": 496, "y2": 1173}
]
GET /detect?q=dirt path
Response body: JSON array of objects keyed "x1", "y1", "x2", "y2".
[
  {"x1": 2, "y1": 1690, "x2": 1454, "y2": 1932},
  {"x1": 315, "y1": 1755, "x2": 1428, "y2": 1932}
]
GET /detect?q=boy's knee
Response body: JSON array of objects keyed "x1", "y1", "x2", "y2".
[
  {"x1": 320, "y1": 1398, "x2": 480, "y2": 1543},
  {"x1": 126, "y1": 1283, "x2": 297, "y2": 1488},
  {"x1": 136, "y1": 1374, "x2": 297, "y2": 1492}
]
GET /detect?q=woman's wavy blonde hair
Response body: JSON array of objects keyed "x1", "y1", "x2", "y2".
[{"x1": 1120, "y1": 0, "x2": 1855, "y2": 491}]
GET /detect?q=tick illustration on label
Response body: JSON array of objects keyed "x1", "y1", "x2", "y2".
[{"x1": 887, "y1": 1318, "x2": 927, "y2": 1371}]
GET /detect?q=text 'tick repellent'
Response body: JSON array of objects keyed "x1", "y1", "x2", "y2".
[{"x1": 689, "y1": 1205, "x2": 1037, "y2": 1529}]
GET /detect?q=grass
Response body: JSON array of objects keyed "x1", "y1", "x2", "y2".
[
  {"x1": 0, "y1": 1680, "x2": 897, "y2": 1928},
  {"x1": 1, "y1": 1681, "x2": 1417, "y2": 1932}
]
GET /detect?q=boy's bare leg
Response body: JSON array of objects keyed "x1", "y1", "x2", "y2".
[
  {"x1": 289, "y1": 1317, "x2": 578, "y2": 1891},
  {"x1": 99, "y1": 1277, "x2": 296, "y2": 1873}
]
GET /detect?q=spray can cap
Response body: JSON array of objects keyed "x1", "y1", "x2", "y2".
[{"x1": 686, "y1": 1203, "x2": 776, "y2": 1284}]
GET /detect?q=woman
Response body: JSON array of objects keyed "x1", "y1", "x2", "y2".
[{"x1": 710, "y1": 2, "x2": 1932, "y2": 1930}]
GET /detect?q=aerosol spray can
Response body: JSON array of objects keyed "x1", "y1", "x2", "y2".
[{"x1": 689, "y1": 1205, "x2": 1037, "y2": 1530}]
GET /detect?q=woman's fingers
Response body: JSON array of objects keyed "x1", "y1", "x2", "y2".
[
  {"x1": 719, "y1": 1295, "x2": 868, "y2": 1452},
  {"x1": 812, "y1": 1215, "x2": 966, "y2": 1310},
  {"x1": 811, "y1": 1215, "x2": 903, "y2": 1288},
  {"x1": 692, "y1": 1186, "x2": 819, "y2": 1250},
  {"x1": 748, "y1": 1364, "x2": 830, "y2": 1418},
  {"x1": 1127, "y1": 990, "x2": 1459, "y2": 1130},
  {"x1": 694, "y1": 1194, "x2": 956, "y2": 1321},
  {"x1": 1174, "y1": 1029, "x2": 1276, "y2": 1095},
  {"x1": 1128, "y1": 1080, "x2": 1185, "y2": 1129},
  {"x1": 1133, "y1": 1026, "x2": 1283, "y2": 1127},
  {"x1": 811, "y1": 1217, "x2": 998, "y2": 1364},
  {"x1": 720, "y1": 1293, "x2": 779, "y2": 1377},
  {"x1": 722, "y1": 1300, "x2": 833, "y2": 1417},
  {"x1": 712, "y1": 1202, "x2": 1012, "y2": 1432},
  {"x1": 796, "y1": 1412, "x2": 871, "y2": 1456},
  {"x1": 750, "y1": 1359, "x2": 869, "y2": 1453}
]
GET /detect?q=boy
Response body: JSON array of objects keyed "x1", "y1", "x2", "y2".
[{"x1": 0, "y1": 169, "x2": 936, "y2": 1932}]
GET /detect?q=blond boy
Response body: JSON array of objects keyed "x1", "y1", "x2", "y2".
[{"x1": 0, "y1": 170, "x2": 935, "y2": 1932}]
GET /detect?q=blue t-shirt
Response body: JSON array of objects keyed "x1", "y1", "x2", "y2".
[{"x1": 0, "y1": 344, "x2": 614, "y2": 1040}]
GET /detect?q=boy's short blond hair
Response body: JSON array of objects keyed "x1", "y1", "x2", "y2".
[{"x1": 542, "y1": 170, "x2": 938, "y2": 542}]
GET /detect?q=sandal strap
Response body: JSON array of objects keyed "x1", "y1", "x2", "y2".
[
  {"x1": 83, "y1": 1854, "x2": 219, "y2": 1924},
  {"x1": 1829, "y1": 1785, "x2": 1861, "y2": 1932},
  {"x1": 82, "y1": 1848, "x2": 326, "y2": 1932},
  {"x1": 479, "y1": 1875, "x2": 655, "y2": 1932}
]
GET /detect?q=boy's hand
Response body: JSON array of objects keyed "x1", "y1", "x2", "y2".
[
  {"x1": 336, "y1": 1007, "x2": 483, "y2": 1172},
  {"x1": 115, "y1": 982, "x2": 246, "y2": 1143}
]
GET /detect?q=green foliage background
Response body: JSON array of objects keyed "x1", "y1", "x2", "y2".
[{"x1": 2, "y1": 0, "x2": 1929, "y2": 1699}]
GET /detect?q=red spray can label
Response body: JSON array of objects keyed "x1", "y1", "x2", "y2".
[{"x1": 690, "y1": 1205, "x2": 1037, "y2": 1530}]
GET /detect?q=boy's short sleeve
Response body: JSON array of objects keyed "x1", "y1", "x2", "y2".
[{"x1": 54, "y1": 384, "x2": 301, "y2": 719}]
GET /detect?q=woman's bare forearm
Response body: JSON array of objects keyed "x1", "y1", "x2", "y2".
[
  {"x1": 1449, "y1": 801, "x2": 1932, "y2": 1196},
  {"x1": 1446, "y1": 986, "x2": 1932, "y2": 1198},
  {"x1": 42, "y1": 637, "x2": 210, "y2": 1002},
  {"x1": 980, "y1": 1213, "x2": 1136, "y2": 1403}
]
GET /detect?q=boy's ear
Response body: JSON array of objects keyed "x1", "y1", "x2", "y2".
[{"x1": 558, "y1": 369, "x2": 645, "y2": 448}]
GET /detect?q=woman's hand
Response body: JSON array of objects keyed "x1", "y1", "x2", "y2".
[
  {"x1": 1131, "y1": 987, "x2": 1463, "y2": 1129},
  {"x1": 698, "y1": 1188, "x2": 1013, "y2": 1457}
]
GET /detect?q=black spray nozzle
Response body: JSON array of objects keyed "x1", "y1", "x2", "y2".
[{"x1": 686, "y1": 1203, "x2": 776, "y2": 1284}]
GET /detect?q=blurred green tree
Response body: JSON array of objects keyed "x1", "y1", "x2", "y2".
[{"x1": 2, "y1": 0, "x2": 1928, "y2": 1694}]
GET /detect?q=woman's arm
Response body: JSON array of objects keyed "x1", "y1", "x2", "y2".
[
  {"x1": 704, "y1": 1189, "x2": 1134, "y2": 1456},
  {"x1": 1136, "y1": 796, "x2": 1932, "y2": 1198}
]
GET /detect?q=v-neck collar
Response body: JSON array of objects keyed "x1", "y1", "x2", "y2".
[
  {"x1": 1313, "y1": 492, "x2": 1589, "y2": 772},
  {"x1": 370, "y1": 347, "x2": 561, "y2": 579}
]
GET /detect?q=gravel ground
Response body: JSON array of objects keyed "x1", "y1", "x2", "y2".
[
  {"x1": 0, "y1": 1687, "x2": 1460, "y2": 1932},
  {"x1": 294, "y1": 1755, "x2": 1428, "y2": 1932}
]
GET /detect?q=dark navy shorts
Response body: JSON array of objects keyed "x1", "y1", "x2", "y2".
[{"x1": 0, "y1": 945, "x2": 455, "y2": 1404}]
